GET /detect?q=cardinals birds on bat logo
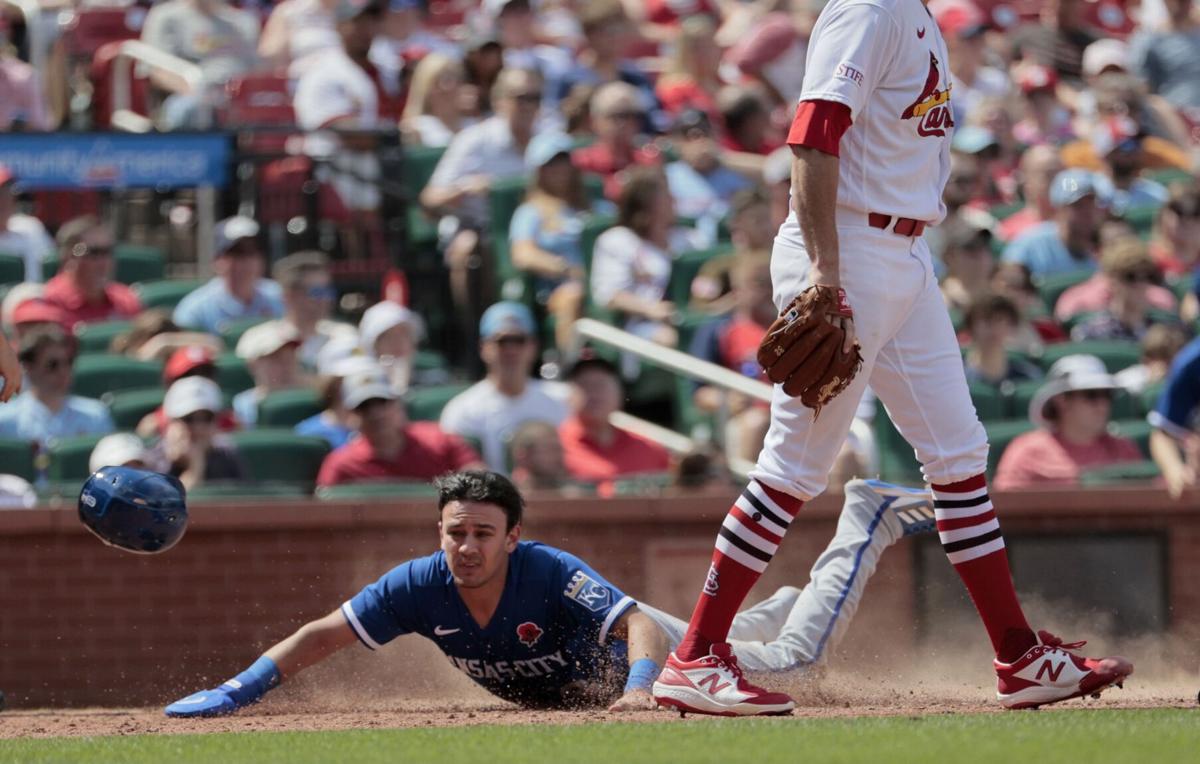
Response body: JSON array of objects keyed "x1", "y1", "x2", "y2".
[
  {"x1": 901, "y1": 52, "x2": 954, "y2": 137},
  {"x1": 516, "y1": 622, "x2": 544, "y2": 648}
]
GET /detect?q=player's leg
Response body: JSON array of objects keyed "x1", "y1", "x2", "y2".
[
  {"x1": 727, "y1": 480, "x2": 935, "y2": 672},
  {"x1": 870, "y1": 256, "x2": 1132, "y2": 707}
]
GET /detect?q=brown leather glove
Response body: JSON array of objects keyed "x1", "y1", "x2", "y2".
[{"x1": 756, "y1": 285, "x2": 863, "y2": 418}]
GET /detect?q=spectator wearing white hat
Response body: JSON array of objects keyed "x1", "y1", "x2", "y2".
[
  {"x1": 439, "y1": 301, "x2": 570, "y2": 471},
  {"x1": 233, "y1": 320, "x2": 307, "y2": 429},
  {"x1": 995, "y1": 355, "x2": 1143, "y2": 489},
  {"x1": 155, "y1": 376, "x2": 247, "y2": 490},
  {"x1": 358, "y1": 300, "x2": 437, "y2": 393},
  {"x1": 273, "y1": 250, "x2": 356, "y2": 371},
  {"x1": 89, "y1": 433, "x2": 150, "y2": 474},
  {"x1": 174, "y1": 217, "x2": 284, "y2": 335},
  {"x1": 316, "y1": 368, "x2": 482, "y2": 487}
]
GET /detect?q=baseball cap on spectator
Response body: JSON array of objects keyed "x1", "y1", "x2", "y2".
[
  {"x1": 213, "y1": 216, "x2": 260, "y2": 257},
  {"x1": 358, "y1": 301, "x2": 425, "y2": 355},
  {"x1": 1, "y1": 283, "x2": 44, "y2": 329},
  {"x1": 316, "y1": 333, "x2": 363, "y2": 375},
  {"x1": 164, "y1": 346, "x2": 217, "y2": 385},
  {"x1": 1082, "y1": 39, "x2": 1129, "y2": 78},
  {"x1": 89, "y1": 433, "x2": 150, "y2": 474},
  {"x1": 952, "y1": 125, "x2": 998, "y2": 155},
  {"x1": 935, "y1": 1, "x2": 987, "y2": 39},
  {"x1": 763, "y1": 146, "x2": 792, "y2": 186},
  {"x1": 1090, "y1": 116, "x2": 1141, "y2": 158},
  {"x1": 1049, "y1": 169, "x2": 1110, "y2": 208},
  {"x1": 525, "y1": 132, "x2": 575, "y2": 172},
  {"x1": 236, "y1": 320, "x2": 302, "y2": 362},
  {"x1": 1029, "y1": 355, "x2": 1120, "y2": 427},
  {"x1": 479, "y1": 301, "x2": 535, "y2": 340},
  {"x1": 341, "y1": 368, "x2": 399, "y2": 410},
  {"x1": 1017, "y1": 64, "x2": 1057, "y2": 95},
  {"x1": 11, "y1": 299, "x2": 70, "y2": 330},
  {"x1": 944, "y1": 219, "x2": 993, "y2": 252},
  {"x1": 164, "y1": 376, "x2": 224, "y2": 420}
]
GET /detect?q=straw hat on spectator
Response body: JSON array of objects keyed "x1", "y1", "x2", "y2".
[
  {"x1": 89, "y1": 433, "x2": 150, "y2": 474},
  {"x1": 1029, "y1": 355, "x2": 1120, "y2": 428},
  {"x1": 236, "y1": 320, "x2": 302, "y2": 362}
]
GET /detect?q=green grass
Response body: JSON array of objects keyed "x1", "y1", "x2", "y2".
[{"x1": 2, "y1": 710, "x2": 1197, "y2": 764}]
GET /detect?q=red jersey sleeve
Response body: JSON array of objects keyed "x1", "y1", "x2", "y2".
[{"x1": 786, "y1": 100, "x2": 853, "y2": 157}]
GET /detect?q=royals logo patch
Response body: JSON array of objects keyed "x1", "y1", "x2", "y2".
[
  {"x1": 563, "y1": 570, "x2": 611, "y2": 612},
  {"x1": 516, "y1": 621, "x2": 543, "y2": 648}
]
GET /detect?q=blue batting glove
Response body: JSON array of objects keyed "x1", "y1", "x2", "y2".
[{"x1": 164, "y1": 656, "x2": 281, "y2": 718}]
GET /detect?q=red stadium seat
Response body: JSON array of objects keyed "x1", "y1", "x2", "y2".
[
  {"x1": 88, "y1": 40, "x2": 149, "y2": 130},
  {"x1": 223, "y1": 72, "x2": 294, "y2": 126},
  {"x1": 61, "y1": 8, "x2": 142, "y2": 59}
]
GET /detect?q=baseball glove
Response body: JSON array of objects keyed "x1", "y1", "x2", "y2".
[{"x1": 756, "y1": 285, "x2": 863, "y2": 418}]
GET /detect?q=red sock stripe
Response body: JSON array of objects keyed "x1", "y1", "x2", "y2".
[
  {"x1": 757, "y1": 482, "x2": 804, "y2": 518},
  {"x1": 931, "y1": 474, "x2": 988, "y2": 493},
  {"x1": 729, "y1": 506, "x2": 784, "y2": 545},
  {"x1": 936, "y1": 510, "x2": 997, "y2": 533}
]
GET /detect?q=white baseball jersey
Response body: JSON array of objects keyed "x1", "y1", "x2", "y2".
[{"x1": 780, "y1": 0, "x2": 954, "y2": 246}]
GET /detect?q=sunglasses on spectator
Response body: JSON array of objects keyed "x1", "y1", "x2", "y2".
[
  {"x1": 305, "y1": 285, "x2": 337, "y2": 300},
  {"x1": 511, "y1": 92, "x2": 543, "y2": 104},
  {"x1": 1065, "y1": 389, "x2": 1112, "y2": 402},
  {"x1": 40, "y1": 356, "x2": 73, "y2": 372},
  {"x1": 607, "y1": 110, "x2": 644, "y2": 122},
  {"x1": 71, "y1": 242, "x2": 114, "y2": 258},
  {"x1": 225, "y1": 241, "x2": 260, "y2": 257},
  {"x1": 1116, "y1": 270, "x2": 1157, "y2": 284},
  {"x1": 493, "y1": 334, "x2": 531, "y2": 347},
  {"x1": 181, "y1": 411, "x2": 216, "y2": 425}
]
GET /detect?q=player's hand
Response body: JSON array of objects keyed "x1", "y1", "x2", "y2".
[
  {"x1": 607, "y1": 688, "x2": 657, "y2": 713},
  {"x1": 164, "y1": 687, "x2": 242, "y2": 718},
  {"x1": 0, "y1": 332, "x2": 21, "y2": 402}
]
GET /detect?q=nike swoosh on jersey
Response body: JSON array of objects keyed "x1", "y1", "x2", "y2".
[
  {"x1": 434, "y1": 626, "x2": 461, "y2": 636},
  {"x1": 917, "y1": 27, "x2": 926, "y2": 38}
]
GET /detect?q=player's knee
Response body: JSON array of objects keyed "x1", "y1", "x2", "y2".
[{"x1": 923, "y1": 424, "x2": 989, "y2": 483}]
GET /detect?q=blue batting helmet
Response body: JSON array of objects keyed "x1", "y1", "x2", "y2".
[{"x1": 78, "y1": 467, "x2": 188, "y2": 554}]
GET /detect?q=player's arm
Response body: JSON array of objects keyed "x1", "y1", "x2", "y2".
[
  {"x1": 606, "y1": 606, "x2": 669, "y2": 713},
  {"x1": 0, "y1": 329, "x2": 21, "y2": 401},
  {"x1": 164, "y1": 608, "x2": 358, "y2": 718}
]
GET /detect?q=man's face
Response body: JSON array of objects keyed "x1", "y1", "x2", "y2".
[
  {"x1": 1061, "y1": 195, "x2": 1104, "y2": 241},
  {"x1": 679, "y1": 128, "x2": 718, "y2": 173},
  {"x1": 440, "y1": 501, "x2": 519, "y2": 589},
  {"x1": 375, "y1": 323, "x2": 416, "y2": 360},
  {"x1": 26, "y1": 342, "x2": 74, "y2": 397},
  {"x1": 970, "y1": 314, "x2": 1015, "y2": 348},
  {"x1": 67, "y1": 226, "x2": 116, "y2": 289},
  {"x1": 572, "y1": 367, "x2": 621, "y2": 423},
  {"x1": 178, "y1": 409, "x2": 217, "y2": 449},
  {"x1": 339, "y1": 10, "x2": 381, "y2": 58},
  {"x1": 1056, "y1": 389, "x2": 1112, "y2": 439},
  {"x1": 217, "y1": 239, "x2": 265, "y2": 284},
  {"x1": 594, "y1": 99, "x2": 643, "y2": 145},
  {"x1": 288, "y1": 271, "x2": 335, "y2": 323},
  {"x1": 947, "y1": 238, "x2": 994, "y2": 282},
  {"x1": 251, "y1": 345, "x2": 299, "y2": 389},
  {"x1": 497, "y1": 77, "x2": 544, "y2": 135},
  {"x1": 480, "y1": 332, "x2": 535, "y2": 376},
  {"x1": 352, "y1": 397, "x2": 403, "y2": 441}
]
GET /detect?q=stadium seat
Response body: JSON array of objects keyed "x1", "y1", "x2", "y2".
[
  {"x1": 47, "y1": 435, "x2": 106, "y2": 482},
  {"x1": 214, "y1": 354, "x2": 255, "y2": 395},
  {"x1": 985, "y1": 419, "x2": 1037, "y2": 476},
  {"x1": 1036, "y1": 270, "x2": 1092, "y2": 313},
  {"x1": 1110, "y1": 418, "x2": 1154, "y2": 457},
  {"x1": 315, "y1": 481, "x2": 439, "y2": 500},
  {"x1": 1079, "y1": 460, "x2": 1162, "y2": 486},
  {"x1": 188, "y1": 482, "x2": 312, "y2": 502},
  {"x1": 488, "y1": 176, "x2": 531, "y2": 302},
  {"x1": 873, "y1": 413, "x2": 923, "y2": 484},
  {"x1": 401, "y1": 145, "x2": 447, "y2": 253},
  {"x1": 258, "y1": 388, "x2": 324, "y2": 428},
  {"x1": 0, "y1": 253, "x2": 25, "y2": 285},
  {"x1": 1140, "y1": 381, "x2": 1166, "y2": 416},
  {"x1": 135, "y1": 279, "x2": 204, "y2": 311},
  {"x1": 104, "y1": 387, "x2": 165, "y2": 429},
  {"x1": 0, "y1": 438, "x2": 38, "y2": 482},
  {"x1": 220, "y1": 317, "x2": 269, "y2": 348},
  {"x1": 228, "y1": 430, "x2": 331, "y2": 485},
  {"x1": 1037, "y1": 340, "x2": 1141, "y2": 374},
  {"x1": 669, "y1": 245, "x2": 733, "y2": 306},
  {"x1": 407, "y1": 383, "x2": 471, "y2": 421},
  {"x1": 75, "y1": 320, "x2": 133, "y2": 354},
  {"x1": 414, "y1": 350, "x2": 449, "y2": 374},
  {"x1": 610, "y1": 472, "x2": 674, "y2": 496},
  {"x1": 71, "y1": 355, "x2": 163, "y2": 398},
  {"x1": 968, "y1": 381, "x2": 1007, "y2": 421}
]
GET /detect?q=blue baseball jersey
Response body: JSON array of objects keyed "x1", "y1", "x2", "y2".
[
  {"x1": 340, "y1": 541, "x2": 636, "y2": 707},
  {"x1": 1150, "y1": 335, "x2": 1200, "y2": 440}
]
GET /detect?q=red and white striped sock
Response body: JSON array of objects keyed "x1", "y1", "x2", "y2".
[
  {"x1": 932, "y1": 474, "x2": 1035, "y2": 662},
  {"x1": 674, "y1": 481, "x2": 804, "y2": 662}
]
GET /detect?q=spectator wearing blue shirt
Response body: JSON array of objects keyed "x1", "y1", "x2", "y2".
[
  {"x1": 1002, "y1": 169, "x2": 1109, "y2": 278},
  {"x1": 509, "y1": 132, "x2": 591, "y2": 351},
  {"x1": 664, "y1": 109, "x2": 752, "y2": 247},
  {"x1": 0, "y1": 325, "x2": 113, "y2": 445},
  {"x1": 173, "y1": 216, "x2": 284, "y2": 335},
  {"x1": 1149, "y1": 335, "x2": 1200, "y2": 498}
]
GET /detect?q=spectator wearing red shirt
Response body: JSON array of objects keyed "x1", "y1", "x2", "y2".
[
  {"x1": 558, "y1": 352, "x2": 670, "y2": 483},
  {"x1": 573, "y1": 82, "x2": 662, "y2": 200},
  {"x1": 317, "y1": 368, "x2": 483, "y2": 487},
  {"x1": 994, "y1": 354, "x2": 1143, "y2": 489},
  {"x1": 654, "y1": 16, "x2": 723, "y2": 121},
  {"x1": 42, "y1": 216, "x2": 141, "y2": 328},
  {"x1": 1055, "y1": 237, "x2": 1178, "y2": 321}
]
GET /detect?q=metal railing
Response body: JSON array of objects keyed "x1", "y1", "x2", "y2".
[{"x1": 574, "y1": 318, "x2": 770, "y2": 479}]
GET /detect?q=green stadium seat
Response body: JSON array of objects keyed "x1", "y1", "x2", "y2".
[
  {"x1": 406, "y1": 382, "x2": 471, "y2": 421},
  {"x1": 258, "y1": 387, "x2": 323, "y2": 427},
  {"x1": 669, "y1": 246, "x2": 733, "y2": 306},
  {"x1": 315, "y1": 481, "x2": 439, "y2": 500},
  {"x1": 229, "y1": 429, "x2": 331, "y2": 485},
  {"x1": 1037, "y1": 340, "x2": 1141, "y2": 374},
  {"x1": 401, "y1": 144, "x2": 446, "y2": 253},
  {"x1": 135, "y1": 279, "x2": 204, "y2": 311},
  {"x1": 0, "y1": 437, "x2": 37, "y2": 482},
  {"x1": 873, "y1": 413, "x2": 923, "y2": 484},
  {"x1": 1079, "y1": 459, "x2": 1162, "y2": 485},
  {"x1": 46, "y1": 434, "x2": 106, "y2": 482},
  {"x1": 414, "y1": 350, "x2": 449, "y2": 373},
  {"x1": 220, "y1": 317, "x2": 269, "y2": 348},
  {"x1": 0, "y1": 253, "x2": 26, "y2": 285},
  {"x1": 989, "y1": 201, "x2": 1025, "y2": 221},
  {"x1": 187, "y1": 482, "x2": 312, "y2": 502},
  {"x1": 1109, "y1": 418, "x2": 1154, "y2": 457},
  {"x1": 1140, "y1": 381, "x2": 1166, "y2": 416},
  {"x1": 44, "y1": 244, "x2": 167, "y2": 285},
  {"x1": 488, "y1": 176, "x2": 531, "y2": 302},
  {"x1": 75, "y1": 320, "x2": 134, "y2": 354},
  {"x1": 1035, "y1": 270, "x2": 1092, "y2": 313},
  {"x1": 1167, "y1": 276, "x2": 1192, "y2": 303},
  {"x1": 967, "y1": 381, "x2": 1006, "y2": 421},
  {"x1": 984, "y1": 419, "x2": 1037, "y2": 477},
  {"x1": 610, "y1": 472, "x2": 674, "y2": 496},
  {"x1": 1148, "y1": 168, "x2": 1194, "y2": 188},
  {"x1": 214, "y1": 353, "x2": 255, "y2": 395},
  {"x1": 104, "y1": 387, "x2": 164, "y2": 429},
  {"x1": 71, "y1": 355, "x2": 163, "y2": 398}
]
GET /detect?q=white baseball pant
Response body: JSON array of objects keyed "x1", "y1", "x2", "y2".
[
  {"x1": 637, "y1": 480, "x2": 906, "y2": 672},
  {"x1": 752, "y1": 216, "x2": 989, "y2": 500}
]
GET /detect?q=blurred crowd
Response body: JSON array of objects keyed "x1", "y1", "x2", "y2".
[{"x1": 1, "y1": 0, "x2": 1199, "y2": 505}]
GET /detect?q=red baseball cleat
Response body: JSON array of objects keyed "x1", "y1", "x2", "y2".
[
  {"x1": 652, "y1": 643, "x2": 795, "y2": 716},
  {"x1": 995, "y1": 630, "x2": 1133, "y2": 709}
]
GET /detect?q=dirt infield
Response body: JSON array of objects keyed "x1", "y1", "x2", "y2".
[{"x1": 3, "y1": 677, "x2": 1193, "y2": 740}]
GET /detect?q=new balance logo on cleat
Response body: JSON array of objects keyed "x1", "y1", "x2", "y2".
[
  {"x1": 697, "y1": 673, "x2": 732, "y2": 695},
  {"x1": 996, "y1": 630, "x2": 1133, "y2": 710},
  {"x1": 652, "y1": 644, "x2": 796, "y2": 717}
]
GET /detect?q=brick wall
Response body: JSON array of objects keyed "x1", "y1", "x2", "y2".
[{"x1": 0, "y1": 487, "x2": 1197, "y2": 708}]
